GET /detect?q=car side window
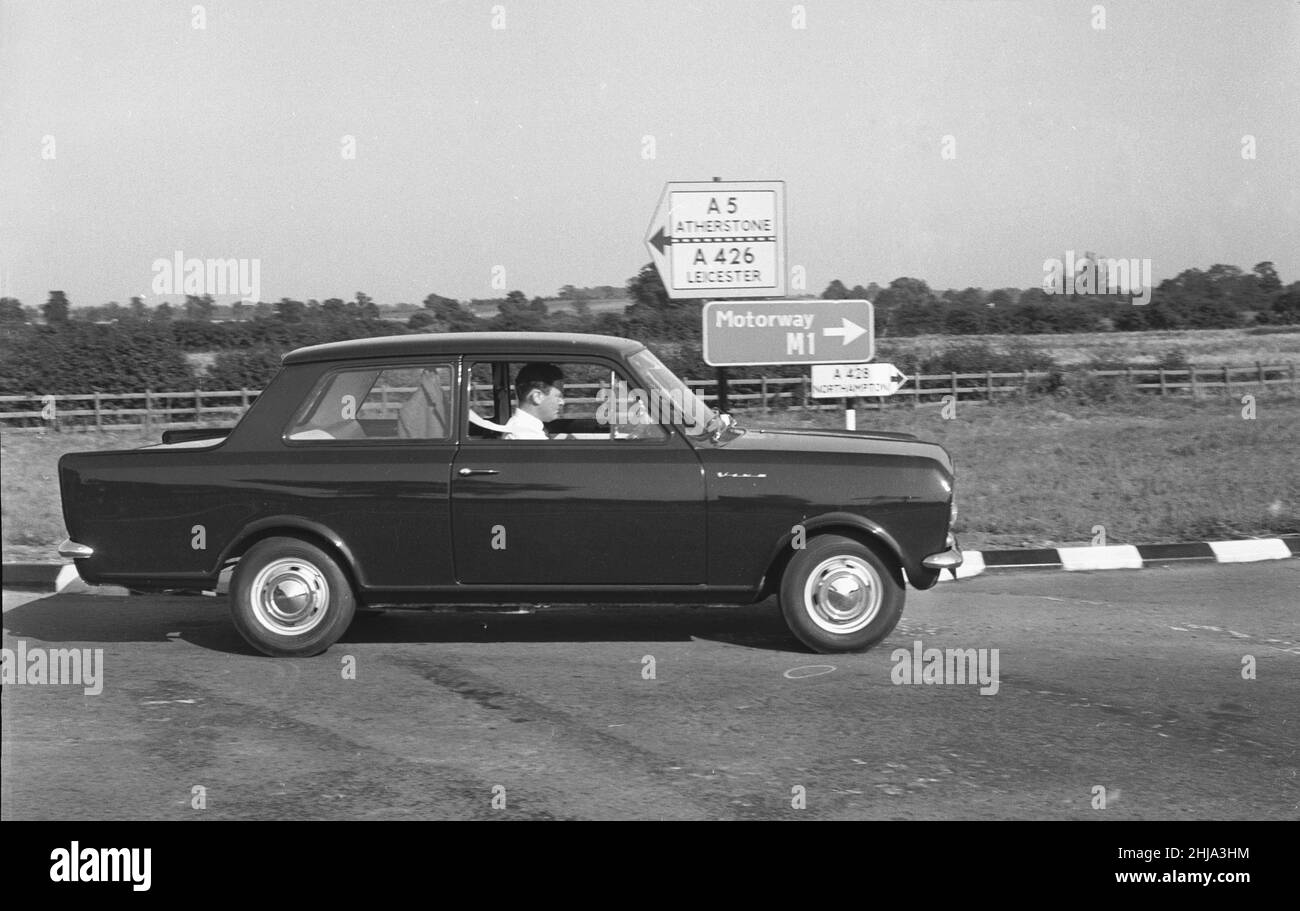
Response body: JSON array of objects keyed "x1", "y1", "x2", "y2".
[
  {"x1": 466, "y1": 359, "x2": 668, "y2": 442},
  {"x1": 285, "y1": 364, "x2": 454, "y2": 441}
]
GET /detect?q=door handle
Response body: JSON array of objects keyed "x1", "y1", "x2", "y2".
[{"x1": 458, "y1": 468, "x2": 500, "y2": 476}]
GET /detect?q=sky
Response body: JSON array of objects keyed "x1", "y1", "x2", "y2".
[{"x1": 1, "y1": 0, "x2": 1297, "y2": 308}]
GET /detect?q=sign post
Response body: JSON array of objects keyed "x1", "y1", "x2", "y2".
[
  {"x1": 648, "y1": 178, "x2": 789, "y2": 414},
  {"x1": 811, "y1": 363, "x2": 908, "y2": 429},
  {"x1": 702, "y1": 298, "x2": 875, "y2": 430},
  {"x1": 646, "y1": 180, "x2": 877, "y2": 428}
]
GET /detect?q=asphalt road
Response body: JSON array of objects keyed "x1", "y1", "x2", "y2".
[{"x1": 3, "y1": 561, "x2": 1296, "y2": 820}]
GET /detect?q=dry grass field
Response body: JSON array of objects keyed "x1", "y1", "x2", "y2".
[
  {"x1": 3, "y1": 429, "x2": 165, "y2": 563},
  {"x1": 877, "y1": 326, "x2": 1300, "y2": 368},
  {"x1": 4, "y1": 392, "x2": 1297, "y2": 563}
]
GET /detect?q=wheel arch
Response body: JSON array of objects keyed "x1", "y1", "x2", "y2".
[
  {"x1": 758, "y1": 512, "x2": 907, "y2": 598},
  {"x1": 216, "y1": 517, "x2": 364, "y2": 595}
]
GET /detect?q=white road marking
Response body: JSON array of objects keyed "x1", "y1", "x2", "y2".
[
  {"x1": 1209, "y1": 539, "x2": 1292, "y2": 562},
  {"x1": 783, "y1": 665, "x2": 837, "y2": 679}
]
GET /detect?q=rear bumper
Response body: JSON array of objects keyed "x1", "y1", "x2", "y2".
[
  {"x1": 58, "y1": 539, "x2": 94, "y2": 559},
  {"x1": 922, "y1": 534, "x2": 963, "y2": 571}
]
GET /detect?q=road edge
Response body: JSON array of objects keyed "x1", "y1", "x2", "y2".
[
  {"x1": 4, "y1": 535, "x2": 1298, "y2": 591},
  {"x1": 939, "y1": 535, "x2": 1300, "y2": 581}
]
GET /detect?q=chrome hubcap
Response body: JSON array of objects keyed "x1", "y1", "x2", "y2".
[
  {"x1": 803, "y1": 556, "x2": 882, "y2": 634},
  {"x1": 250, "y1": 559, "x2": 330, "y2": 636}
]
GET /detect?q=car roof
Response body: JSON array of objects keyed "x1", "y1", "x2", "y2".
[{"x1": 282, "y1": 332, "x2": 648, "y2": 365}]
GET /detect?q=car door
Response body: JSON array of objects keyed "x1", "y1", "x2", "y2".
[{"x1": 450, "y1": 356, "x2": 706, "y2": 585}]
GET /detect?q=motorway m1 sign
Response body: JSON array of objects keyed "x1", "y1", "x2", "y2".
[
  {"x1": 645, "y1": 180, "x2": 786, "y2": 300},
  {"x1": 702, "y1": 299, "x2": 875, "y2": 367}
]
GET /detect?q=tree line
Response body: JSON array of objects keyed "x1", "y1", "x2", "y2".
[
  {"x1": 1, "y1": 261, "x2": 1295, "y2": 395},
  {"x1": 830, "y1": 262, "x2": 1298, "y2": 335}
]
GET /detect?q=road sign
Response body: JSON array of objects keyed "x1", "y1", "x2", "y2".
[
  {"x1": 646, "y1": 180, "x2": 786, "y2": 300},
  {"x1": 811, "y1": 363, "x2": 909, "y2": 399},
  {"x1": 702, "y1": 299, "x2": 874, "y2": 367}
]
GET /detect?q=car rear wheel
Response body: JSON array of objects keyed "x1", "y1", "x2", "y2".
[
  {"x1": 779, "y1": 534, "x2": 904, "y2": 653},
  {"x1": 230, "y1": 537, "x2": 356, "y2": 657}
]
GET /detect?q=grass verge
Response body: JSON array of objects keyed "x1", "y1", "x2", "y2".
[{"x1": 744, "y1": 395, "x2": 1299, "y2": 550}]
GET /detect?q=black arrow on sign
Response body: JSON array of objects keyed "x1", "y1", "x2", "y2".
[
  {"x1": 651, "y1": 227, "x2": 775, "y2": 254},
  {"x1": 891, "y1": 373, "x2": 904, "y2": 384}
]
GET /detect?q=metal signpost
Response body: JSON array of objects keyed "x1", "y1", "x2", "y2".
[
  {"x1": 646, "y1": 179, "x2": 874, "y2": 427},
  {"x1": 810, "y1": 363, "x2": 908, "y2": 429},
  {"x1": 702, "y1": 298, "x2": 875, "y2": 429}
]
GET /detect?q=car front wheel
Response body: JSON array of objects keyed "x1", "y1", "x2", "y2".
[
  {"x1": 779, "y1": 534, "x2": 904, "y2": 653},
  {"x1": 230, "y1": 537, "x2": 356, "y2": 657}
]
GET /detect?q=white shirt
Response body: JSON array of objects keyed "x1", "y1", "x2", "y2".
[{"x1": 502, "y1": 409, "x2": 548, "y2": 440}]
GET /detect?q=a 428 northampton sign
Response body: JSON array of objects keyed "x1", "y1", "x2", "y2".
[
  {"x1": 645, "y1": 180, "x2": 786, "y2": 299},
  {"x1": 703, "y1": 299, "x2": 875, "y2": 367}
]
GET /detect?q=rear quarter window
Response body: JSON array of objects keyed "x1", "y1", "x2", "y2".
[{"x1": 285, "y1": 364, "x2": 454, "y2": 441}]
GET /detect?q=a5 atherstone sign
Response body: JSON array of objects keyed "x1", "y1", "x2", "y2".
[
  {"x1": 646, "y1": 180, "x2": 787, "y2": 300},
  {"x1": 703, "y1": 299, "x2": 875, "y2": 367}
]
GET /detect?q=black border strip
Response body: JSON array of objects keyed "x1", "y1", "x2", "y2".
[
  {"x1": 981, "y1": 548, "x2": 1063, "y2": 567},
  {"x1": 1135, "y1": 542, "x2": 1217, "y2": 562}
]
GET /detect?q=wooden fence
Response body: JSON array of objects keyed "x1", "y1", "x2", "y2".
[{"x1": 1, "y1": 362, "x2": 1295, "y2": 431}]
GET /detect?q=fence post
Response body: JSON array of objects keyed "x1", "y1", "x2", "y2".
[
  {"x1": 802, "y1": 375, "x2": 810, "y2": 411},
  {"x1": 144, "y1": 390, "x2": 152, "y2": 432},
  {"x1": 241, "y1": 387, "x2": 249, "y2": 414},
  {"x1": 1159, "y1": 368, "x2": 1167, "y2": 396},
  {"x1": 1223, "y1": 365, "x2": 1230, "y2": 398},
  {"x1": 94, "y1": 392, "x2": 102, "y2": 431},
  {"x1": 986, "y1": 371, "x2": 993, "y2": 402},
  {"x1": 760, "y1": 376, "x2": 768, "y2": 413},
  {"x1": 911, "y1": 375, "x2": 919, "y2": 409},
  {"x1": 1126, "y1": 366, "x2": 1133, "y2": 392},
  {"x1": 950, "y1": 371, "x2": 958, "y2": 402},
  {"x1": 1257, "y1": 361, "x2": 1264, "y2": 388},
  {"x1": 1189, "y1": 364, "x2": 1198, "y2": 398},
  {"x1": 1021, "y1": 369, "x2": 1028, "y2": 397},
  {"x1": 195, "y1": 389, "x2": 203, "y2": 423}
]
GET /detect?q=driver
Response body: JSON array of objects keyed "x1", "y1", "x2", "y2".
[{"x1": 503, "y1": 363, "x2": 567, "y2": 440}]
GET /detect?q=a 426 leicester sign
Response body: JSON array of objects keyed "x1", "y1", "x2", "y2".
[
  {"x1": 702, "y1": 299, "x2": 874, "y2": 367},
  {"x1": 645, "y1": 180, "x2": 786, "y2": 299}
]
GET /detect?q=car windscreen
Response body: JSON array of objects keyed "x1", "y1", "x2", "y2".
[{"x1": 627, "y1": 349, "x2": 716, "y2": 437}]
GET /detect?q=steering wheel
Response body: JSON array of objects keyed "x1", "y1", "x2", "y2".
[{"x1": 612, "y1": 396, "x2": 655, "y2": 439}]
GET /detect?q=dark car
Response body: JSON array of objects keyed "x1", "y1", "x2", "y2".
[{"x1": 58, "y1": 332, "x2": 961, "y2": 656}]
